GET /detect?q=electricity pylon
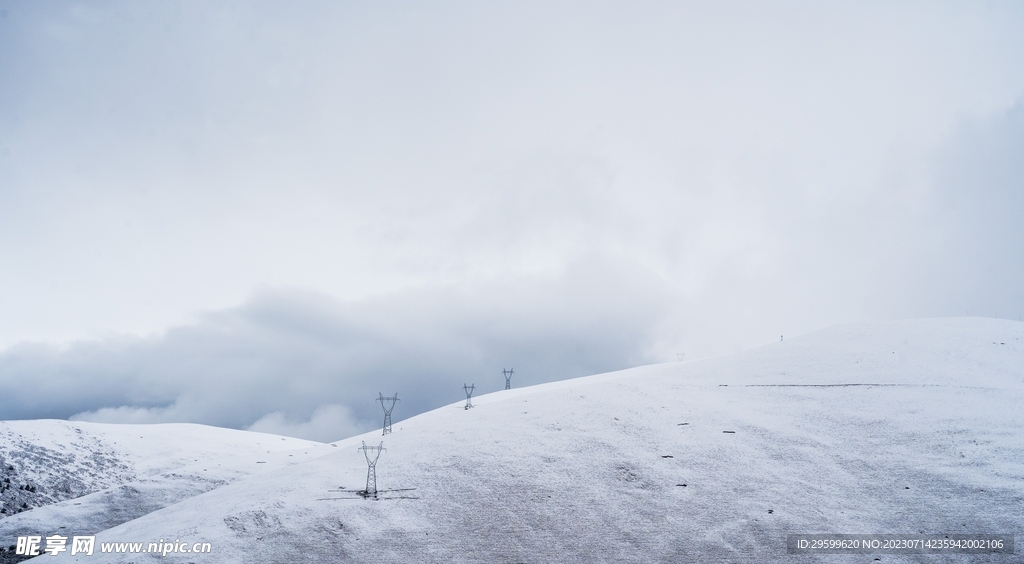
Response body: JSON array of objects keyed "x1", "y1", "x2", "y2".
[
  {"x1": 502, "y1": 368, "x2": 514, "y2": 390},
  {"x1": 377, "y1": 393, "x2": 399, "y2": 435},
  {"x1": 359, "y1": 441, "x2": 385, "y2": 498},
  {"x1": 463, "y1": 383, "x2": 475, "y2": 410}
]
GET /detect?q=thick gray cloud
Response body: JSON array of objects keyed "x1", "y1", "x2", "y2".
[
  {"x1": 920, "y1": 104, "x2": 1024, "y2": 318},
  {"x1": 0, "y1": 258, "x2": 669, "y2": 440},
  {"x1": 1, "y1": 1, "x2": 1023, "y2": 438}
]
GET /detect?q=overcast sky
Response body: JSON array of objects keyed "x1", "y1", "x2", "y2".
[{"x1": 1, "y1": 1, "x2": 1022, "y2": 441}]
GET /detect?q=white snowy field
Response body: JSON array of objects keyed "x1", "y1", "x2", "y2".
[
  {"x1": 0, "y1": 421, "x2": 328, "y2": 548},
  {"x1": 5, "y1": 317, "x2": 1024, "y2": 563}
]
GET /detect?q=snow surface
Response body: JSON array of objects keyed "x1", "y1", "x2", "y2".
[
  {"x1": 5, "y1": 318, "x2": 1024, "y2": 563},
  {"x1": 0, "y1": 421, "x2": 326, "y2": 548}
]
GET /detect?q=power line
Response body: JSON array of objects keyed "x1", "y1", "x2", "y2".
[
  {"x1": 463, "y1": 383, "x2": 475, "y2": 410},
  {"x1": 502, "y1": 368, "x2": 514, "y2": 390}
]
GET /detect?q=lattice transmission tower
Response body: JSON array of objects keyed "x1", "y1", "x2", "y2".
[
  {"x1": 359, "y1": 441, "x2": 385, "y2": 498},
  {"x1": 377, "y1": 393, "x2": 399, "y2": 435},
  {"x1": 463, "y1": 383, "x2": 475, "y2": 410},
  {"x1": 502, "y1": 368, "x2": 514, "y2": 390}
]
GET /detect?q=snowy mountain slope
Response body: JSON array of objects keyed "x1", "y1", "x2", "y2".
[
  {"x1": 38, "y1": 318, "x2": 1024, "y2": 562},
  {"x1": 0, "y1": 421, "x2": 327, "y2": 544}
]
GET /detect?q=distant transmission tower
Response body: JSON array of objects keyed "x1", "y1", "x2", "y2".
[
  {"x1": 502, "y1": 368, "x2": 514, "y2": 390},
  {"x1": 377, "y1": 393, "x2": 399, "y2": 435},
  {"x1": 463, "y1": 383, "x2": 475, "y2": 410},
  {"x1": 359, "y1": 441, "x2": 385, "y2": 498}
]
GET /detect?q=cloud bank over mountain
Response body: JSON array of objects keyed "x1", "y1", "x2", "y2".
[{"x1": 1, "y1": 260, "x2": 668, "y2": 441}]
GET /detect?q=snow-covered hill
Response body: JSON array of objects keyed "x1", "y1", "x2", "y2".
[
  {"x1": 7, "y1": 318, "x2": 1024, "y2": 562},
  {"x1": 0, "y1": 420, "x2": 328, "y2": 557}
]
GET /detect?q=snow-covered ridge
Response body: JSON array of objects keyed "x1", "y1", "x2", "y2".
[
  {"x1": 5, "y1": 318, "x2": 1024, "y2": 562},
  {"x1": 0, "y1": 421, "x2": 324, "y2": 514},
  {"x1": 0, "y1": 420, "x2": 327, "y2": 550}
]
